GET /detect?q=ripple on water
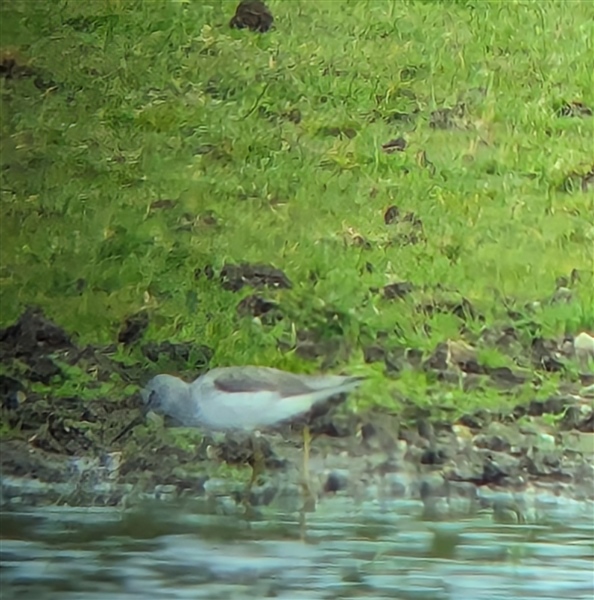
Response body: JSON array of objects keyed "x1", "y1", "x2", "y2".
[{"x1": 1, "y1": 496, "x2": 593, "y2": 600}]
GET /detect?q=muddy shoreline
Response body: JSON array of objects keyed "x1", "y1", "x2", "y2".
[{"x1": 1, "y1": 307, "x2": 593, "y2": 511}]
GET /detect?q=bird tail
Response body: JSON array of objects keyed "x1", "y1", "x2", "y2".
[
  {"x1": 302, "y1": 376, "x2": 364, "y2": 410},
  {"x1": 339, "y1": 376, "x2": 365, "y2": 390},
  {"x1": 273, "y1": 376, "x2": 363, "y2": 425}
]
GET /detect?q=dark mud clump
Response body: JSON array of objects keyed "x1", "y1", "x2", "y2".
[
  {"x1": 0, "y1": 375, "x2": 25, "y2": 410},
  {"x1": 220, "y1": 262, "x2": 292, "y2": 292},
  {"x1": 118, "y1": 311, "x2": 149, "y2": 346},
  {"x1": 383, "y1": 205, "x2": 400, "y2": 225},
  {"x1": 0, "y1": 307, "x2": 73, "y2": 384},
  {"x1": 429, "y1": 103, "x2": 466, "y2": 129},
  {"x1": 420, "y1": 295, "x2": 482, "y2": 322},
  {"x1": 555, "y1": 100, "x2": 592, "y2": 118},
  {"x1": 560, "y1": 164, "x2": 594, "y2": 193},
  {"x1": 0, "y1": 306, "x2": 73, "y2": 361},
  {"x1": 229, "y1": 0, "x2": 274, "y2": 33},
  {"x1": 0, "y1": 50, "x2": 57, "y2": 90},
  {"x1": 236, "y1": 294, "x2": 283, "y2": 323},
  {"x1": 382, "y1": 281, "x2": 415, "y2": 300},
  {"x1": 141, "y1": 341, "x2": 213, "y2": 370},
  {"x1": 381, "y1": 137, "x2": 407, "y2": 153},
  {"x1": 384, "y1": 210, "x2": 426, "y2": 246}
]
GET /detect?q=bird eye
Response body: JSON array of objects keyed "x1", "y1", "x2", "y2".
[{"x1": 147, "y1": 390, "x2": 159, "y2": 408}]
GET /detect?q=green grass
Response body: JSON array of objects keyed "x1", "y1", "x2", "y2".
[{"x1": 1, "y1": 0, "x2": 593, "y2": 412}]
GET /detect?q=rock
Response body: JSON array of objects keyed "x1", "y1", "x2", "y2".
[
  {"x1": 531, "y1": 337, "x2": 566, "y2": 372},
  {"x1": 447, "y1": 339, "x2": 482, "y2": 372},
  {"x1": 487, "y1": 366, "x2": 528, "y2": 388},
  {"x1": 0, "y1": 375, "x2": 26, "y2": 410},
  {"x1": 324, "y1": 470, "x2": 349, "y2": 493},
  {"x1": 574, "y1": 332, "x2": 594, "y2": 369},
  {"x1": 420, "y1": 447, "x2": 448, "y2": 465}
]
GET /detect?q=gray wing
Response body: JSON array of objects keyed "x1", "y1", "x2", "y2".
[{"x1": 210, "y1": 366, "x2": 314, "y2": 397}]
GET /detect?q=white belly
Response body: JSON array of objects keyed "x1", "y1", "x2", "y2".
[{"x1": 195, "y1": 389, "x2": 320, "y2": 431}]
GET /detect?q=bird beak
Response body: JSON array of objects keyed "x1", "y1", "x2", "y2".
[
  {"x1": 110, "y1": 391, "x2": 149, "y2": 444},
  {"x1": 110, "y1": 414, "x2": 144, "y2": 444},
  {"x1": 141, "y1": 390, "x2": 158, "y2": 416}
]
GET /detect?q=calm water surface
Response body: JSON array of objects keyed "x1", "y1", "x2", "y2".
[{"x1": 1, "y1": 493, "x2": 593, "y2": 600}]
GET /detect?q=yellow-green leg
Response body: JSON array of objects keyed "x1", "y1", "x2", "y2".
[
  {"x1": 243, "y1": 433, "x2": 264, "y2": 508},
  {"x1": 301, "y1": 425, "x2": 316, "y2": 511}
]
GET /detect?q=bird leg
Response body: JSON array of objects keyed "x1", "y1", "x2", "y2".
[
  {"x1": 243, "y1": 432, "x2": 264, "y2": 506},
  {"x1": 301, "y1": 425, "x2": 316, "y2": 511}
]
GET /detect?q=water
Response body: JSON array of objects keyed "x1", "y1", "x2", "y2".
[{"x1": 1, "y1": 495, "x2": 593, "y2": 600}]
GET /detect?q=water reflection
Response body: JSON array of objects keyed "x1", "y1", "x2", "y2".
[{"x1": 2, "y1": 495, "x2": 593, "y2": 599}]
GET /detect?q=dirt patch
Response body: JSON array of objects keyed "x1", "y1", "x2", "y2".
[
  {"x1": 430, "y1": 103, "x2": 467, "y2": 129},
  {"x1": 383, "y1": 209, "x2": 426, "y2": 246},
  {"x1": 0, "y1": 50, "x2": 57, "y2": 90}
]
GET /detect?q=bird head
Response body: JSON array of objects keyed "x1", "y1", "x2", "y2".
[{"x1": 141, "y1": 374, "x2": 191, "y2": 424}]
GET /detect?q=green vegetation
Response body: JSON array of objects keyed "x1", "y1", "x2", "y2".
[{"x1": 1, "y1": 0, "x2": 593, "y2": 412}]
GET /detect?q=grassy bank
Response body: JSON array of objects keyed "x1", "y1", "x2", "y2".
[{"x1": 1, "y1": 0, "x2": 593, "y2": 412}]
